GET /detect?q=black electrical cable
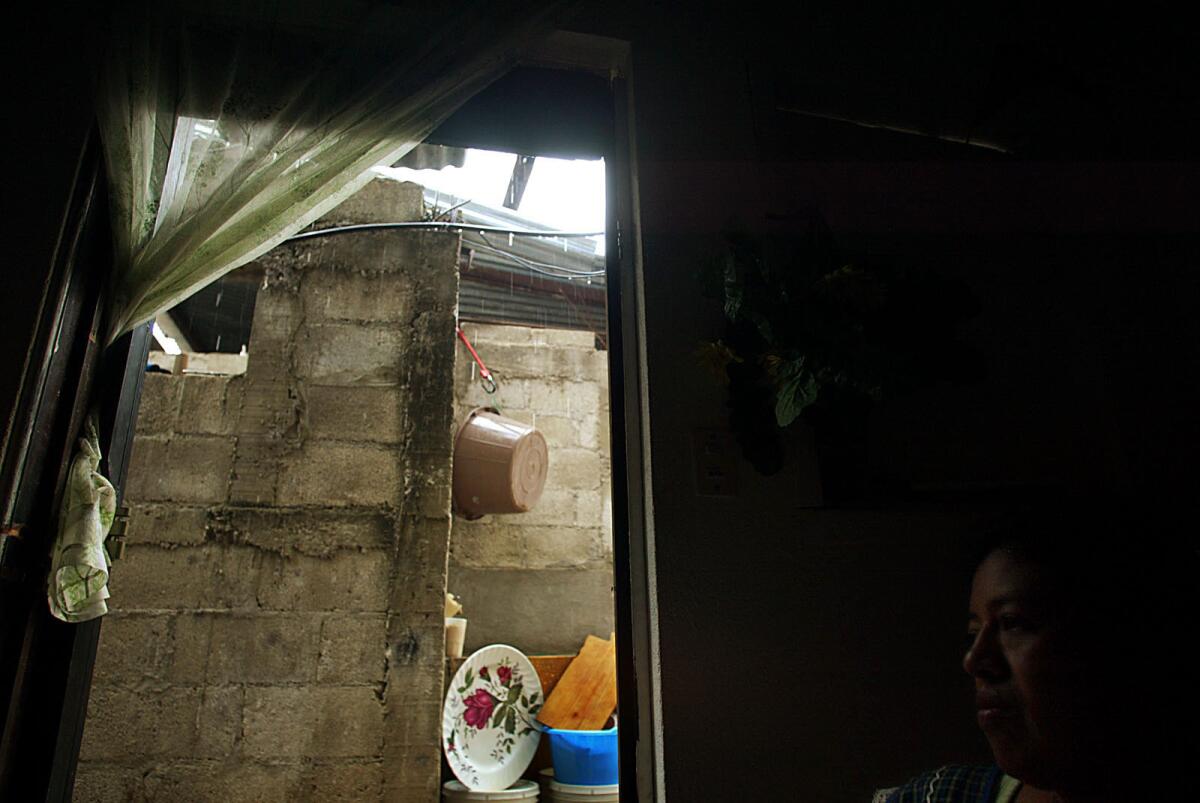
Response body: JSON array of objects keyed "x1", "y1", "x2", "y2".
[{"x1": 283, "y1": 221, "x2": 604, "y2": 243}]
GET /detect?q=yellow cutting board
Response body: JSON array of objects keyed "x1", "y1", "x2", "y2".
[{"x1": 535, "y1": 634, "x2": 617, "y2": 730}]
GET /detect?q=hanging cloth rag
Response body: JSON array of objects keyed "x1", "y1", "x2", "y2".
[{"x1": 47, "y1": 415, "x2": 116, "y2": 623}]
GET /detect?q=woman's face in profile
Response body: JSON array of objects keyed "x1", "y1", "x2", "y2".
[{"x1": 962, "y1": 549, "x2": 1099, "y2": 787}]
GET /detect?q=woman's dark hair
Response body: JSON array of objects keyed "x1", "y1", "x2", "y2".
[
  {"x1": 973, "y1": 493, "x2": 1199, "y2": 769},
  {"x1": 973, "y1": 494, "x2": 1197, "y2": 611}
]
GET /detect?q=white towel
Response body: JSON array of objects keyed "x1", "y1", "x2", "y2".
[{"x1": 47, "y1": 415, "x2": 115, "y2": 623}]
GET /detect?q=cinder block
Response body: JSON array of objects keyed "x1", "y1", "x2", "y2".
[
  {"x1": 302, "y1": 269, "x2": 415, "y2": 324},
  {"x1": 317, "y1": 177, "x2": 424, "y2": 226},
  {"x1": 534, "y1": 328, "x2": 599, "y2": 348},
  {"x1": 462, "y1": 323, "x2": 534, "y2": 344},
  {"x1": 547, "y1": 348, "x2": 606, "y2": 382},
  {"x1": 410, "y1": 466, "x2": 454, "y2": 520},
  {"x1": 566, "y1": 381, "x2": 602, "y2": 418},
  {"x1": 136, "y1": 373, "x2": 182, "y2": 435},
  {"x1": 548, "y1": 447, "x2": 602, "y2": 491},
  {"x1": 244, "y1": 280, "x2": 304, "y2": 353},
  {"x1": 384, "y1": 622, "x2": 446, "y2": 704},
  {"x1": 574, "y1": 490, "x2": 608, "y2": 528},
  {"x1": 205, "y1": 612, "x2": 323, "y2": 684},
  {"x1": 295, "y1": 762, "x2": 384, "y2": 801},
  {"x1": 304, "y1": 385, "x2": 403, "y2": 443},
  {"x1": 227, "y1": 433, "x2": 281, "y2": 506},
  {"x1": 140, "y1": 762, "x2": 290, "y2": 803},
  {"x1": 90, "y1": 612, "x2": 174, "y2": 687},
  {"x1": 449, "y1": 520, "x2": 523, "y2": 569},
  {"x1": 523, "y1": 526, "x2": 603, "y2": 569},
  {"x1": 410, "y1": 235, "x2": 462, "y2": 302},
  {"x1": 177, "y1": 374, "x2": 241, "y2": 435},
  {"x1": 71, "y1": 765, "x2": 143, "y2": 803},
  {"x1": 448, "y1": 566, "x2": 615, "y2": 655},
  {"x1": 293, "y1": 323, "x2": 408, "y2": 387},
  {"x1": 211, "y1": 507, "x2": 393, "y2": 558},
  {"x1": 531, "y1": 414, "x2": 579, "y2": 448},
  {"x1": 79, "y1": 686, "x2": 239, "y2": 761},
  {"x1": 232, "y1": 371, "x2": 295, "y2": 432},
  {"x1": 576, "y1": 414, "x2": 601, "y2": 450},
  {"x1": 257, "y1": 549, "x2": 391, "y2": 612},
  {"x1": 380, "y1": 751, "x2": 441, "y2": 803},
  {"x1": 513, "y1": 379, "x2": 570, "y2": 415},
  {"x1": 597, "y1": 408, "x2": 611, "y2": 453},
  {"x1": 456, "y1": 377, "x2": 529, "y2": 413},
  {"x1": 514, "y1": 488, "x2": 578, "y2": 527},
  {"x1": 470, "y1": 344, "x2": 553, "y2": 381},
  {"x1": 126, "y1": 503, "x2": 208, "y2": 546},
  {"x1": 182, "y1": 351, "x2": 249, "y2": 375},
  {"x1": 318, "y1": 613, "x2": 388, "y2": 684},
  {"x1": 126, "y1": 435, "x2": 234, "y2": 504},
  {"x1": 276, "y1": 442, "x2": 400, "y2": 507},
  {"x1": 147, "y1": 762, "x2": 384, "y2": 803},
  {"x1": 494, "y1": 408, "x2": 534, "y2": 427},
  {"x1": 242, "y1": 687, "x2": 384, "y2": 759},
  {"x1": 169, "y1": 613, "x2": 213, "y2": 685},
  {"x1": 403, "y1": 400, "x2": 456, "y2": 461},
  {"x1": 114, "y1": 544, "x2": 266, "y2": 611},
  {"x1": 297, "y1": 233, "x2": 428, "y2": 279}
]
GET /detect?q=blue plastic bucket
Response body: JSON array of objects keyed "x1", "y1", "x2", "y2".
[{"x1": 542, "y1": 726, "x2": 618, "y2": 786}]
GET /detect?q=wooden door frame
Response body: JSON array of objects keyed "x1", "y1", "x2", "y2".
[
  {"x1": 0, "y1": 127, "x2": 153, "y2": 802},
  {"x1": 0, "y1": 33, "x2": 666, "y2": 803}
]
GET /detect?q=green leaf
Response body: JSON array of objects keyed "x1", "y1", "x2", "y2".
[
  {"x1": 504, "y1": 709, "x2": 517, "y2": 734},
  {"x1": 774, "y1": 358, "x2": 821, "y2": 427}
]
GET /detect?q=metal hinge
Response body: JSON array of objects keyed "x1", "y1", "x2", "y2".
[{"x1": 105, "y1": 506, "x2": 130, "y2": 561}]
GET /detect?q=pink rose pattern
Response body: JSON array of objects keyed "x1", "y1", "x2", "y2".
[
  {"x1": 446, "y1": 659, "x2": 542, "y2": 779},
  {"x1": 463, "y1": 688, "x2": 497, "y2": 729}
]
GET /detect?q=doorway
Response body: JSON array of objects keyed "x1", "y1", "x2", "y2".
[{"x1": 58, "y1": 57, "x2": 657, "y2": 801}]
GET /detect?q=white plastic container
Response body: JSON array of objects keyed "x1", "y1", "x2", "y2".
[
  {"x1": 443, "y1": 780, "x2": 539, "y2": 801},
  {"x1": 445, "y1": 617, "x2": 467, "y2": 658},
  {"x1": 538, "y1": 769, "x2": 619, "y2": 803}
]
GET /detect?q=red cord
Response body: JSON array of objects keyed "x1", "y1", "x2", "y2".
[{"x1": 456, "y1": 327, "x2": 497, "y2": 393}]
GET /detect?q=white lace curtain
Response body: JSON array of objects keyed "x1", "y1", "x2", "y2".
[{"x1": 98, "y1": 1, "x2": 560, "y2": 343}]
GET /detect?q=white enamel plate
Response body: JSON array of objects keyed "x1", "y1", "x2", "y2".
[{"x1": 442, "y1": 644, "x2": 543, "y2": 790}]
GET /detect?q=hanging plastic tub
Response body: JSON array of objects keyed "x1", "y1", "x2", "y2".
[{"x1": 453, "y1": 407, "x2": 549, "y2": 520}]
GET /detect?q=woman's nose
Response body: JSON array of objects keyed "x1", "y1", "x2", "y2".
[{"x1": 963, "y1": 627, "x2": 1006, "y2": 681}]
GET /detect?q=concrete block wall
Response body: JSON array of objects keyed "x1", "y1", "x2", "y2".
[
  {"x1": 448, "y1": 323, "x2": 614, "y2": 655},
  {"x1": 75, "y1": 179, "x2": 460, "y2": 802}
]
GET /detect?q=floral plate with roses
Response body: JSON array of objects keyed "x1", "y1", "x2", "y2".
[{"x1": 442, "y1": 644, "x2": 544, "y2": 790}]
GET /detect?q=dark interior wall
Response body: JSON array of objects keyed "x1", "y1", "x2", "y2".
[{"x1": 568, "y1": 3, "x2": 1199, "y2": 800}]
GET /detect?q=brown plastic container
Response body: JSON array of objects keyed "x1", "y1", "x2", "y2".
[{"x1": 453, "y1": 407, "x2": 549, "y2": 519}]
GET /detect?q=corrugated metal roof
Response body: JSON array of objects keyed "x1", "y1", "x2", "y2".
[
  {"x1": 425, "y1": 186, "x2": 607, "y2": 335},
  {"x1": 166, "y1": 183, "x2": 607, "y2": 352}
]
